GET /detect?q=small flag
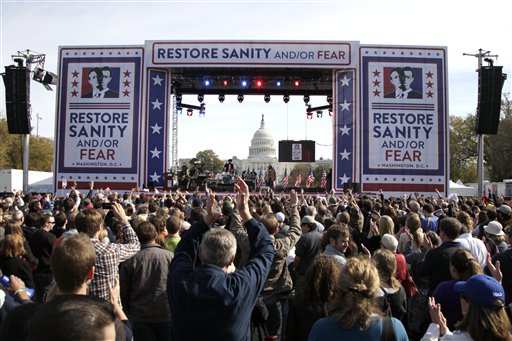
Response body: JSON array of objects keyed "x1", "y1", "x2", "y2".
[
  {"x1": 306, "y1": 168, "x2": 315, "y2": 188},
  {"x1": 321, "y1": 169, "x2": 327, "y2": 189},
  {"x1": 282, "y1": 168, "x2": 289, "y2": 189},
  {"x1": 294, "y1": 171, "x2": 302, "y2": 187}
]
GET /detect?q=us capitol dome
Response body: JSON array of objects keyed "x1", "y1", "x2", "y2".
[{"x1": 248, "y1": 114, "x2": 276, "y2": 160}]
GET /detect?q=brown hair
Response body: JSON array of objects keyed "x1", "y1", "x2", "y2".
[
  {"x1": 51, "y1": 234, "x2": 96, "y2": 293},
  {"x1": 406, "y1": 213, "x2": 421, "y2": 234},
  {"x1": 378, "y1": 215, "x2": 394, "y2": 236},
  {"x1": 321, "y1": 224, "x2": 350, "y2": 251},
  {"x1": 295, "y1": 255, "x2": 341, "y2": 314},
  {"x1": 0, "y1": 234, "x2": 25, "y2": 258},
  {"x1": 450, "y1": 249, "x2": 482, "y2": 280},
  {"x1": 328, "y1": 256, "x2": 382, "y2": 330},
  {"x1": 75, "y1": 209, "x2": 103, "y2": 238},
  {"x1": 372, "y1": 249, "x2": 400, "y2": 290},
  {"x1": 261, "y1": 213, "x2": 279, "y2": 235},
  {"x1": 456, "y1": 300, "x2": 512, "y2": 340}
]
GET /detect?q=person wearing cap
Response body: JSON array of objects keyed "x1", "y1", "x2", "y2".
[
  {"x1": 423, "y1": 274, "x2": 512, "y2": 340},
  {"x1": 274, "y1": 212, "x2": 289, "y2": 237},
  {"x1": 484, "y1": 221, "x2": 508, "y2": 254},
  {"x1": 294, "y1": 215, "x2": 323, "y2": 290},
  {"x1": 497, "y1": 204, "x2": 512, "y2": 229}
]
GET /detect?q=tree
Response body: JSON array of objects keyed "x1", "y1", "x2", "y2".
[
  {"x1": 0, "y1": 118, "x2": 54, "y2": 171},
  {"x1": 449, "y1": 115, "x2": 478, "y2": 183},
  {"x1": 485, "y1": 93, "x2": 512, "y2": 181},
  {"x1": 195, "y1": 149, "x2": 224, "y2": 173}
]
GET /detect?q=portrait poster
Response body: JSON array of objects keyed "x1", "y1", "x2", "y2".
[
  {"x1": 358, "y1": 46, "x2": 448, "y2": 196},
  {"x1": 54, "y1": 46, "x2": 144, "y2": 191}
]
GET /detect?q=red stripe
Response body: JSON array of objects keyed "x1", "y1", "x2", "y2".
[
  {"x1": 363, "y1": 183, "x2": 445, "y2": 192},
  {"x1": 58, "y1": 181, "x2": 138, "y2": 191}
]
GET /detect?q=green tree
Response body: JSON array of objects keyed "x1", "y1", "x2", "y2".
[
  {"x1": 195, "y1": 149, "x2": 224, "y2": 173},
  {"x1": 289, "y1": 164, "x2": 312, "y2": 187},
  {"x1": 449, "y1": 115, "x2": 478, "y2": 183},
  {"x1": 0, "y1": 118, "x2": 54, "y2": 171},
  {"x1": 485, "y1": 93, "x2": 512, "y2": 181}
]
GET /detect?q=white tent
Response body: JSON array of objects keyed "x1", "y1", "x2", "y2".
[{"x1": 449, "y1": 180, "x2": 477, "y2": 197}]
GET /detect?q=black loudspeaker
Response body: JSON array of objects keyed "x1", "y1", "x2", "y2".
[
  {"x1": 2, "y1": 65, "x2": 31, "y2": 134},
  {"x1": 475, "y1": 66, "x2": 507, "y2": 134}
]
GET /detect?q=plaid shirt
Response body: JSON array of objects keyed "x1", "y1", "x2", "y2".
[{"x1": 89, "y1": 221, "x2": 140, "y2": 301}]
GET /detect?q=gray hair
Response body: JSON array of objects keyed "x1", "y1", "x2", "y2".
[
  {"x1": 199, "y1": 228, "x2": 237, "y2": 268},
  {"x1": 305, "y1": 206, "x2": 317, "y2": 216}
]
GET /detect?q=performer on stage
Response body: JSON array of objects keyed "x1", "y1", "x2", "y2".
[
  {"x1": 264, "y1": 165, "x2": 277, "y2": 190},
  {"x1": 223, "y1": 159, "x2": 235, "y2": 174}
]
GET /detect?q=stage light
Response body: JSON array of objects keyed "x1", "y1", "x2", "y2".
[
  {"x1": 303, "y1": 95, "x2": 310, "y2": 104},
  {"x1": 199, "y1": 104, "x2": 205, "y2": 117},
  {"x1": 283, "y1": 94, "x2": 290, "y2": 103},
  {"x1": 187, "y1": 108, "x2": 193, "y2": 116},
  {"x1": 276, "y1": 80, "x2": 282, "y2": 87},
  {"x1": 316, "y1": 110, "x2": 323, "y2": 118},
  {"x1": 241, "y1": 80, "x2": 248, "y2": 87},
  {"x1": 264, "y1": 94, "x2": 271, "y2": 103},
  {"x1": 218, "y1": 94, "x2": 225, "y2": 103},
  {"x1": 176, "y1": 107, "x2": 182, "y2": 115},
  {"x1": 256, "y1": 80, "x2": 263, "y2": 88},
  {"x1": 204, "y1": 80, "x2": 211, "y2": 86},
  {"x1": 176, "y1": 93, "x2": 182, "y2": 103},
  {"x1": 294, "y1": 80, "x2": 300, "y2": 87},
  {"x1": 33, "y1": 66, "x2": 58, "y2": 91},
  {"x1": 223, "y1": 80, "x2": 228, "y2": 86},
  {"x1": 327, "y1": 95, "x2": 333, "y2": 104},
  {"x1": 329, "y1": 109, "x2": 333, "y2": 117},
  {"x1": 306, "y1": 112, "x2": 313, "y2": 120},
  {"x1": 197, "y1": 94, "x2": 204, "y2": 103},
  {"x1": 237, "y1": 94, "x2": 244, "y2": 103}
]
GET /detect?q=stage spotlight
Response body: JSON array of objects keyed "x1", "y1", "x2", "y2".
[
  {"x1": 327, "y1": 95, "x2": 333, "y2": 104},
  {"x1": 199, "y1": 104, "x2": 205, "y2": 117},
  {"x1": 223, "y1": 80, "x2": 228, "y2": 86},
  {"x1": 294, "y1": 80, "x2": 300, "y2": 87},
  {"x1": 283, "y1": 94, "x2": 290, "y2": 103},
  {"x1": 256, "y1": 80, "x2": 263, "y2": 88},
  {"x1": 197, "y1": 94, "x2": 204, "y2": 103},
  {"x1": 264, "y1": 94, "x2": 271, "y2": 103},
  {"x1": 176, "y1": 107, "x2": 182, "y2": 115},
  {"x1": 276, "y1": 80, "x2": 282, "y2": 87},
  {"x1": 176, "y1": 93, "x2": 182, "y2": 103},
  {"x1": 218, "y1": 94, "x2": 225, "y2": 103},
  {"x1": 306, "y1": 112, "x2": 313, "y2": 120},
  {"x1": 303, "y1": 95, "x2": 310, "y2": 104},
  {"x1": 204, "y1": 80, "x2": 211, "y2": 86},
  {"x1": 33, "y1": 66, "x2": 58, "y2": 91},
  {"x1": 316, "y1": 110, "x2": 323, "y2": 118},
  {"x1": 241, "y1": 80, "x2": 248, "y2": 87},
  {"x1": 237, "y1": 94, "x2": 244, "y2": 103},
  {"x1": 187, "y1": 108, "x2": 193, "y2": 116}
]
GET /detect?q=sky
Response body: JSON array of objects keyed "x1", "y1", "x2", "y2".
[{"x1": 1, "y1": 0, "x2": 511, "y2": 163}]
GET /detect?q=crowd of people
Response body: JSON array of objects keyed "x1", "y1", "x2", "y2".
[{"x1": 0, "y1": 179, "x2": 511, "y2": 340}]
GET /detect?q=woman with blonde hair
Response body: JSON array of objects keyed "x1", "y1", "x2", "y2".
[{"x1": 308, "y1": 256, "x2": 408, "y2": 340}]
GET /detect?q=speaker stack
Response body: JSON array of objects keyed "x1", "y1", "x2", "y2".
[{"x1": 2, "y1": 65, "x2": 31, "y2": 134}]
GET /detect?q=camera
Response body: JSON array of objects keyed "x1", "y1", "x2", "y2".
[{"x1": 101, "y1": 203, "x2": 113, "y2": 209}]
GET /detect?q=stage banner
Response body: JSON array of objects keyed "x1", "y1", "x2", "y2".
[
  {"x1": 359, "y1": 46, "x2": 448, "y2": 196},
  {"x1": 144, "y1": 68, "x2": 169, "y2": 189},
  {"x1": 54, "y1": 46, "x2": 144, "y2": 191},
  {"x1": 334, "y1": 69, "x2": 358, "y2": 192},
  {"x1": 146, "y1": 40, "x2": 357, "y2": 68}
]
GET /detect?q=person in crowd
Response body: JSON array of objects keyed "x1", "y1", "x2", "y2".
[
  {"x1": 432, "y1": 249, "x2": 482, "y2": 331},
  {"x1": 167, "y1": 178, "x2": 274, "y2": 340},
  {"x1": 120, "y1": 221, "x2": 173, "y2": 341},
  {"x1": 287, "y1": 255, "x2": 341, "y2": 341},
  {"x1": 497, "y1": 204, "x2": 512, "y2": 228},
  {"x1": 380, "y1": 233, "x2": 407, "y2": 284},
  {"x1": 420, "y1": 217, "x2": 465, "y2": 296},
  {"x1": 455, "y1": 211, "x2": 487, "y2": 268},
  {"x1": 321, "y1": 224, "x2": 351, "y2": 268},
  {"x1": 4, "y1": 219, "x2": 39, "y2": 269},
  {"x1": 28, "y1": 212, "x2": 56, "y2": 302},
  {"x1": 421, "y1": 203, "x2": 439, "y2": 233},
  {"x1": 424, "y1": 274, "x2": 512, "y2": 340},
  {"x1": 165, "y1": 215, "x2": 181, "y2": 252},
  {"x1": 308, "y1": 256, "x2": 408, "y2": 340},
  {"x1": 294, "y1": 215, "x2": 323, "y2": 289},
  {"x1": 373, "y1": 248, "x2": 407, "y2": 323},
  {"x1": 484, "y1": 221, "x2": 508, "y2": 254},
  {"x1": 75, "y1": 203, "x2": 140, "y2": 301},
  {"x1": 398, "y1": 213, "x2": 421, "y2": 255},
  {"x1": 0, "y1": 234, "x2": 35, "y2": 289}
]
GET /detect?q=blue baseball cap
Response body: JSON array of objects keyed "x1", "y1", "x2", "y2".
[{"x1": 454, "y1": 274, "x2": 505, "y2": 310}]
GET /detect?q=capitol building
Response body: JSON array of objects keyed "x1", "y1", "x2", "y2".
[{"x1": 228, "y1": 115, "x2": 331, "y2": 185}]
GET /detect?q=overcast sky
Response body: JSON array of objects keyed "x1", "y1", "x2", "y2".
[{"x1": 1, "y1": 0, "x2": 511, "y2": 161}]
